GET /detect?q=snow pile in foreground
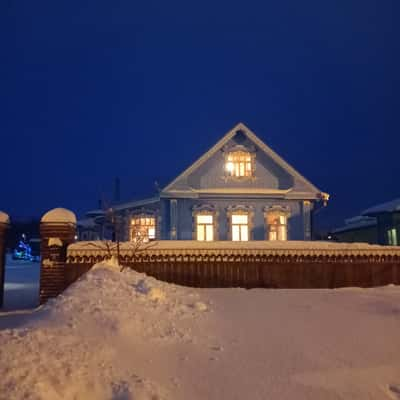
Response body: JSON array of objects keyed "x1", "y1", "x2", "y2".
[{"x1": 1, "y1": 262, "x2": 400, "y2": 400}]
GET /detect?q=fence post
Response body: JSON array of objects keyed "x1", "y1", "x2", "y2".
[
  {"x1": 0, "y1": 212, "x2": 10, "y2": 308},
  {"x1": 40, "y1": 208, "x2": 76, "y2": 304}
]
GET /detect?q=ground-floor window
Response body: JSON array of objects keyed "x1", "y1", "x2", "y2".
[
  {"x1": 196, "y1": 214, "x2": 214, "y2": 241},
  {"x1": 231, "y1": 214, "x2": 249, "y2": 241},
  {"x1": 265, "y1": 206, "x2": 290, "y2": 241},
  {"x1": 387, "y1": 228, "x2": 398, "y2": 245},
  {"x1": 130, "y1": 215, "x2": 156, "y2": 242}
]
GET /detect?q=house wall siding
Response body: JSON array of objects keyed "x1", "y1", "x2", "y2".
[{"x1": 170, "y1": 198, "x2": 307, "y2": 241}]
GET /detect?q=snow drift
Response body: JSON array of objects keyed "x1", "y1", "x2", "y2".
[{"x1": 0, "y1": 261, "x2": 400, "y2": 399}]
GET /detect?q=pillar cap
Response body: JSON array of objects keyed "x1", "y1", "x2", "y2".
[
  {"x1": 0, "y1": 211, "x2": 10, "y2": 225},
  {"x1": 41, "y1": 208, "x2": 76, "y2": 224}
]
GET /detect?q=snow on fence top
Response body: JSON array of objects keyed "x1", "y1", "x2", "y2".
[
  {"x1": 0, "y1": 211, "x2": 10, "y2": 225},
  {"x1": 41, "y1": 208, "x2": 77, "y2": 224},
  {"x1": 67, "y1": 240, "x2": 400, "y2": 258}
]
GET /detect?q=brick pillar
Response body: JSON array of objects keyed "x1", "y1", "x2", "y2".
[
  {"x1": 40, "y1": 208, "x2": 76, "y2": 304},
  {"x1": 0, "y1": 212, "x2": 10, "y2": 308}
]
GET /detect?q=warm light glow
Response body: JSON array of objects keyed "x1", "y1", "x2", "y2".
[
  {"x1": 232, "y1": 214, "x2": 248, "y2": 224},
  {"x1": 267, "y1": 212, "x2": 288, "y2": 241},
  {"x1": 231, "y1": 213, "x2": 249, "y2": 241},
  {"x1": 197, "y1": 215, "x2": 213, "y2": 224},
  {"x1": 196, "y1": 213, "x2": 214, "y2": 241},
  {"x1": 225, "y1": 162, "x2": 234, "y2": 172},
  {"x1": 131, "y1": 216, "x2": 156, "y2": 242},
  {"x1": 225, "y1": 151, "x2": 253, "y2": 177}
]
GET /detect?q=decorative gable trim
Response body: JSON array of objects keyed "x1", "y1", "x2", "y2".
[{"x1": 161, "y1": 122, "x2": 324, "y2": 196}]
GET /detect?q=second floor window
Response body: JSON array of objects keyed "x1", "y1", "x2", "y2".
[
  {"x1": 130, "y1": 216, "x2": 156, "y2": 242},
  {"x1": 196, "y1": 214, "x2": 214, "y2": 241},
  {"x1": 225, "y1": 151, "x2": 254, "y2": 178},
  {"x1": 231, "y1": 214, "x2": 249, "y2": 241}
]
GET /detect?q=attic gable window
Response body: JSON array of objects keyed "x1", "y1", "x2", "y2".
[
  {"x1": 225, "y1": 150, "x2": 255, "y2": 178},
  {"x1": 130, "y1": 215, "x2": 156, "y2": 242}
]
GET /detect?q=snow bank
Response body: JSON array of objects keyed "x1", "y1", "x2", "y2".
[
  {"x1": 0, "y1": 262, "x2": 400, "y2": 400},
  {"x1": 0, "y1": 211, "x2": 10, "y2": 225},
  {"x1": 41, "y1": 208, "x2": 76, "y2": 224}
]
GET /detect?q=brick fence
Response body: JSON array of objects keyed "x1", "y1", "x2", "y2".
[{"x1": 0, "y1": 212, "x2": 10, "y2": 308}]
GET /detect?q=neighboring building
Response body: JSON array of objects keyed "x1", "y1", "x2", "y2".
[
  {"x1": 362, "y1": 198, "x2": 400, "y2": 245},
  {"x1": 331, "y1": 216, "x2": 378, "y2": 244},
  {"x1": 79, "y1": 123, "x2": 329, "y2": 242},
  {"x1": 332, "y1": 198, "x2": 400, "y2": 246}
]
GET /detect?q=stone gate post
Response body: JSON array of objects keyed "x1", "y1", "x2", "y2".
[
  {"x1": 40, "y1": 208, "x2": 76, "y2": 304},
  {"x1": 0, "y1": 212, "x2": 10, "y2": 308}
]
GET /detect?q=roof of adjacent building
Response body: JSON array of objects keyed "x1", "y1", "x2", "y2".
[
  {"x1": 362, "y1": 198, "x2": 400, "y2": 216},
  {"x1": 332, "y1": 216, "x2": 377, "y2": 234}
]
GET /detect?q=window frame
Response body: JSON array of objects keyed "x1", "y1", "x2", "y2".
[
  {"x1": 192, "y1": 204, "x2": 219, "y2": 241},
  {"x1": 130, "y1": 214, "x2": 157, "y2": 242},
  {"x1": 223, "y1": 147, "x2": 256, "y2": 180},
  {"x1": 227, "y1": 205, "x2": 254, "y2": 241},
  {"x1": 264, "y1": 206, "x2": 290, "y2": 241}
]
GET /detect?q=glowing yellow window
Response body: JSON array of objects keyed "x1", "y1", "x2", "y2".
[
  {"x1": 232, "y1": 214, "x2": 249, "y2": 241},
  {"x1": 130, "y1": 216, "x2": 156, "y2": 242},
  {"x1": 196, "y1": 214, "x2": 214, "y2": 241},
  {"x1": 225, "y1": 151, "x2": 253, "y2": 177},
  {"x1": 267, "y1": 213, "x2": 287, "y2": 241}
]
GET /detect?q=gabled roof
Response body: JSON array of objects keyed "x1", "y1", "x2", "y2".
[{"x1": 162, "y1": 122, "x2": 324, "y2": 195}]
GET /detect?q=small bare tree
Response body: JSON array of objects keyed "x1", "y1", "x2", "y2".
[{"x1": 88, "y1": 205, "x2": 157, "y2": 271}]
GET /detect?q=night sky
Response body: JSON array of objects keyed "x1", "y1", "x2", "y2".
[{"x1": 1, "y1": 1, "x2": 399, "y2": 230}]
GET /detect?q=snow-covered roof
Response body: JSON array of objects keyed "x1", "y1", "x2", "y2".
[
  {"x1": 332, "y1": 216, "x2": 377, "y2": 234},
  {"x1": 362, "y1": 198, "x2": 400, "y2": 216},
  {"x1": 41, "y1": 208, "x2": 77, "y2": 224},
  {"x1": 77, "y1": 218, "x2": 97, "y2": 228},
  {"x1": 68, "y1": 240, "x2": 400, "y2": 258},
  {"x1": 0, "y1": 211, "x2": 10, "y2": 225},
  {"x1": 112, "y1": 197, "x2": 160, "y2": 211},
  {"x1": 85, "y1": 209, "x2": 105, "y2": 218}
]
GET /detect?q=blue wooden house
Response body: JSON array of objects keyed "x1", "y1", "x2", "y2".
[{"x1": 84, "y1": 123, "x2": 329, "y2": 242}]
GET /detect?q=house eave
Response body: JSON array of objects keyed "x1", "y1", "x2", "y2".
[{"x1": 160, "y1": 188, "x2": 320, "y2": 201}]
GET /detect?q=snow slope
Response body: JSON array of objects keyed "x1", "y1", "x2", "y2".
[{"x1": 0, "y1": 261, "x2": 400, "y2": 400}]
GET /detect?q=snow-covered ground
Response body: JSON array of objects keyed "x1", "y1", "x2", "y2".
[
  {"x1": 3, "y1": 255, "x2": 40, "y2": 310},
  {"x1": 0, "y1": 260, "x2": 400, "y2": 400}
]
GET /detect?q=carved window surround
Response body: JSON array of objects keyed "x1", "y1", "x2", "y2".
[
  {"x1": 192, "y1": 204, "x2": 219, "y2": 241},
  {"x1": 264, "y1": 205, "x2": 290, "y2": 241},
  {"x1": 226, "y1": 205, "x2": 254, "y2": 241}
]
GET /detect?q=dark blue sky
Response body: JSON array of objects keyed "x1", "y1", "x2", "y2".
[{"x1": 1, "y1": 1, "x2": 399, "y2": 229}]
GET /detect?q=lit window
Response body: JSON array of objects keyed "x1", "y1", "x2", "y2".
[
  {"x1": 225, "y1": 151, "x2": 254, "y2": 178},
  {"x1": 130, "y1": 216, "x2": 156, "y2": 242},
  {"x1": 267, "y1": 212, "x2": 287, "y2": 241},
  {"x1": 232, "y1": 214, "x2": 249, "y2": 241},
  {"x1": 387, "y1": 228, "x2": 398, "y2": 245},
  {"x1": 196, "y1": 214, "x2": 214, "y2": 241}
]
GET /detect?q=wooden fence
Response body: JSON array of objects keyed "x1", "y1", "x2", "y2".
[{"x1": 66, "y1": 253, "x2": 400, "y2": 289}]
